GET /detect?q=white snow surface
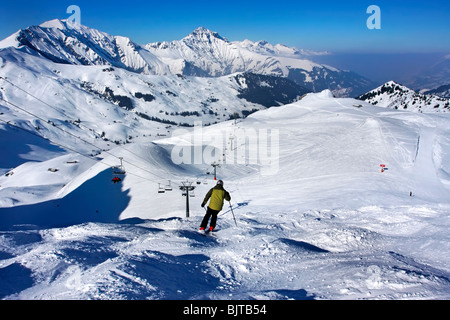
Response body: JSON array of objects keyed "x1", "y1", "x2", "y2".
[{"x1": 1, "y1": 91, "x2": 450, "y2": 300}]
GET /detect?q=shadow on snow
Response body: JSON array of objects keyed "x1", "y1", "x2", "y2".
[{"x1": 0, "y1": 168, "x2": 131, "y2": 231}]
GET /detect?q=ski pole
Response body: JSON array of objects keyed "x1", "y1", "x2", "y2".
[{"x1": 229, "y1": 201, "x2": 238, "y2": 227}]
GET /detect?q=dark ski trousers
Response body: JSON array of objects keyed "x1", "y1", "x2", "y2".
[{"x1": 200, "y1": 207, "x2": 220, "y2": 230}]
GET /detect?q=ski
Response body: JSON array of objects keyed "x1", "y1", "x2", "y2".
[
  {"x1": 205, "y1": 230, "x2": 217, "y2": 237},
  {"x1": 199, "y1": 229, "x2": 217, "y2": 237}
]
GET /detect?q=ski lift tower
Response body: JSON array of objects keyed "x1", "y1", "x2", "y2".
[
  {"x1": 114, "y1": 157, "x2": 126, "y2": 175},
  {"x1": 179, "y1": 181, "x2": 196, "y2": 218},
  {"x1": 211, "y1": 162, "x2": 220, "y2": 181}
]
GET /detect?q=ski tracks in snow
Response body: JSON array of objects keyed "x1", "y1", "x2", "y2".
[{"x1": 1, "y1": 206, "x2": 450, "y2": 300}]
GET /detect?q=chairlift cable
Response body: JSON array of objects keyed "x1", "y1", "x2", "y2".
[
  {"x1": 0, "y1": 76, "x2": 105, "y2": 139},
  {"x1": 0, "y1": 77, "x2": 173, "y2": 183},
  {"x1": 1, "y1": 78, "x2": 213, "y2": 191},
  {"x1": 0, "y1": 110, "x2": 168, "y2": 187},
  {"x1": 0, "y1": 76, "x2": 71, "y2": 118}
]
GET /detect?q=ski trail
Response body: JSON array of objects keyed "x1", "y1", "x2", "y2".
[
  {"x1": 333, "y1": 98, "x2": 420, "y2": 168},
  {"x1": 332, "y1": 98, "x2": 402, "y2": 166},
  {"x1": 412, "y1": 126, "x2": 448, "y2": 200}
]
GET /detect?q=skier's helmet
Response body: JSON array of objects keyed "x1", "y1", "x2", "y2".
[{"x1": 217, "y1": 180, "x2": 224, "y2": 186}]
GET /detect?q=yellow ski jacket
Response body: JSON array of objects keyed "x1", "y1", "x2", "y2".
[{"x1": 202, "y1": 185, "x2": 231, "y2": 211}]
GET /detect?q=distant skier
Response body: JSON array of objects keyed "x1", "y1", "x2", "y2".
[{"x1": 200, "y1": 180, "x2": 231, "y2": 232}]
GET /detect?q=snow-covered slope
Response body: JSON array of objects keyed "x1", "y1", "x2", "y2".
[
  {"x1": 1, "y1": 91, "x2": 450, "y2": 300},
  {"x1": 358, "y1": 81, "x2": 450, "y2": 113}
]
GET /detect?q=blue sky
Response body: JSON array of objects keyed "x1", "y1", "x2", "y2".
[{"x1": 0, "y1": 0, "x2": 449, "y2": 53}]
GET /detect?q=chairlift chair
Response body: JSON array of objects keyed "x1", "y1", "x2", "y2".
[
  {"x1": 158, "y1": 184, "x2": 166, "y2": 194},
  {"x1": 113, "y1": 167, "x2": 126, "y2": 175},
  {"x1": 165, "y1": 180, "x2": 173, "y2": 191}
]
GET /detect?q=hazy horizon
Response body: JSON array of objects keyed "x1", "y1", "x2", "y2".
[{"x1": 311, "y1": 52, "x2": 448, "y2": 88}]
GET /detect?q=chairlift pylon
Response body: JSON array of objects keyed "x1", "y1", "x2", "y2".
[{"x1": 113, "y1": 157, "x2": 126, "y2": 175}]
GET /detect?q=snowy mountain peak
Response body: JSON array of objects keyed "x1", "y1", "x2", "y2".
[
  {"x1": 38, "y1": 19, "x2": 87, "y2": 33},
  {"x1": 39, "y1": 19, "x2": 67, "y2": 30},
  {"x1": 358, "y1": 81, "x2": 450, "y2": 113},
  {"x1": 384, "y1": 80, "x2": 405, "y2": 87},
  {"x1": 186, "y1": 27, "x2": 228, "y2": 42}
]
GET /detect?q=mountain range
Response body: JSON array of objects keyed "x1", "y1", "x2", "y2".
[
  {"x1": 0, "y1": 18, "x2": 448, "y2": 156},
  {"x1": 0, "y1": 19, "x2": 375, "y2": 98}
]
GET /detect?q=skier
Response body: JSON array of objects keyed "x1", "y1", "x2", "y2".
[{"x1": 200, "y1": 180, "x2": 231, "y2": 232}]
